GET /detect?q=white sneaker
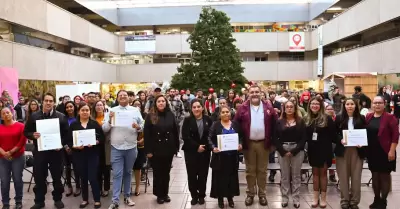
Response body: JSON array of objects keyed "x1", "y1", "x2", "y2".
[
  {"x1": 176, "y1": 152, "x2": 182, "y2": 158},
  {"x1": 124, "y1": 197, "x2": 135, "y2": 206}
]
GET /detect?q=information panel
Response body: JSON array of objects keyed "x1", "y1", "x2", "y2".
[{"x1": 125, "y1": 35, "x2": 156, "y2": 54}]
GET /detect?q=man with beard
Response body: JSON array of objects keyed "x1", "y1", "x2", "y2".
[{"x1": 234, "y1": 85, "x2": 277, "y2": 206}]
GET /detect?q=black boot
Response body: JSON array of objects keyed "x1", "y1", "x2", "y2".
[
  {"x1": 218, "y1": 198, "x2": 224, "y2": 209},
  {"x1": 380, "y1": 199, "x2": 387, "y2": 209},
  {"x1": 228, "y1": 197, "x2": 234, "y2": 208},
  {"x1": 369, "y1": 197, "x2": 380, "y2": 209}
]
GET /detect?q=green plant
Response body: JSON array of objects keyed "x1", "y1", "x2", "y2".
[{"x1": 170, "y1": 6, "x2": 247, "y2": 93}]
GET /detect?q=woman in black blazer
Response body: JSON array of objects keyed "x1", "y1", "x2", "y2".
[
  {"x1": 208, "y1": 106, "x2": 243, "y2": 208},
  {"x1": 335, "y1": 98, "x2": 366, "y2": 209},
  {"x1": 144, "y1": 95, "x2": 179, "y2": 204},
  {"x1": 182, "y1": 99, "x2": 213, "y2": 206},
  {"x1": 66, "y1": 102, "x2": 105, "y2": 208}
]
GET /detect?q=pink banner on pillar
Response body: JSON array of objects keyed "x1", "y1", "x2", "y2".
[{"x1": 0, "y1": 67, "x2": 19, "y2": 104}]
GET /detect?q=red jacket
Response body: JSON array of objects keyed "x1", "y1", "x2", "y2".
[
  {"x1": 366, "y1": 112, "x2": 399, "y2": 154},
  {"x1": 0, "y1": 122, "x2": 26, "y2": 158},
  {"x1": 234, "y1": 100, "x2": 277, "y2": 150}
]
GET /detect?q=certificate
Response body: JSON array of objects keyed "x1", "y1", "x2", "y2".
[
  {"x1": 73, "y1": 129, "x2": 96, "y2": 147},
  {"x1": 36, "y1": 118, "x2": 62, "y2": 151},
  {"x1": 112, "y1": 111, "x2": 135, "y2": 128},
  {"x1": 217, "y1": 133, "x2": 239, "y2": 151},
  {"x1": 343, "y1": 129, "x2": 368, "y2": 147}
]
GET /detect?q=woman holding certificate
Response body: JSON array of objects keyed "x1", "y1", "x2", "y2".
[
  {"x1": 144, "y1": 95, "x2": 179, "y2": 204},
  {"x1": 273, "y1": 101, "x2": 306, "y2": 208},
  {"x1": 208, "y1": 106, "x2": 242, "y2": 209},
  {"x1": 305, "y1": 97, "x2": 336, "y2": 208},
  {"x1": 181, "y1": 99, "x2": 213, "y2": 205},
  {"x1": 366, "y1": 96, "x2": 399, "y2": 209},
  {"x1": 334, "y1": 98, "x2": 366, "y2": 209},
  {"x1": 0, "y1": 107, "x2": 26, "y2": 209},
  {"x1": 66, "y1": 103, "x2": 105, "y2": 208}
]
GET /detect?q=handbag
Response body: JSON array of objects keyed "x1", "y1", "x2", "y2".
[{"x1": 210, "y1": 153, "x2": 221, "y2": 170}]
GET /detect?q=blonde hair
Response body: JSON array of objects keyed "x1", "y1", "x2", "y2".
[{"x1": 305, "y1": 97, "x2": 327, "y2": 127}]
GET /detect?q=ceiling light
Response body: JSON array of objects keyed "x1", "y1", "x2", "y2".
[{"x1": 327, "y1": 7, "x2": 343, "y2": 11}]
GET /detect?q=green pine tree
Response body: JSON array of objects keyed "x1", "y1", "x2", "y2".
[{"x1": 170, "y1": 6, "x2": 247, "y2": 93}]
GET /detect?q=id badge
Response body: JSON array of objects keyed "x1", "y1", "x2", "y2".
[{"x1": 312, "y1": 132, "x2": 318, "y2": 141}]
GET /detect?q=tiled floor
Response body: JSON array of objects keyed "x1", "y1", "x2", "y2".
[{"x1": 3, "y1": 150, "x2": 400, "y2": 209}]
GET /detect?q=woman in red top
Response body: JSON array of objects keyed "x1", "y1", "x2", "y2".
[{"x1": 0, "y1": 107, "x2": 27, "y2": 209}]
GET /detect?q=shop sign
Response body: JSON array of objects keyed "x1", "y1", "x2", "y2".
[{"x1": 289, "y1": 32, "x2": 305, "y2": 52}]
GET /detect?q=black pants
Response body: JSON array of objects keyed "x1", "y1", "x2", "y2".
[
  {"x1": 184, "y1": 151, "x2": 210, "y2": 199},
  {"x1": 63, "y1": 150, "x2": 81, "y2": 188},
  {"x1": 97, "y1": 164, "x2": 111, "y2": 192},
  {"x1": 74, "y1": 151, "x2": 101, "y2": 202},
  {"x1": 151, "y1": 155, "x2": 173, "y2": 198},
  {"x1": 269, "y1": 151, "x2": 276, "y2": 175},
  {"x1": 33, "y1": 150, "x2": 64, "y2": 204}
]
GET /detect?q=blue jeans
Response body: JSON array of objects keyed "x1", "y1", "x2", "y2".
[
  {"x1": 0, "y1": 155, "x2": 25, "y2": 205},
  {"x1": 111, "y1": 146, "x2": 137, "y2": 204}
]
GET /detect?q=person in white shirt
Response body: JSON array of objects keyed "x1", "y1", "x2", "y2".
[{"x1": 103, "y1": 90, "x2": 144, "y2": 209}]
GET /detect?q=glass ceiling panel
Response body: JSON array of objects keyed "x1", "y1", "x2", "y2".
[{"x1": 109, "y1": 0, "x2": 311, "y2": 8}]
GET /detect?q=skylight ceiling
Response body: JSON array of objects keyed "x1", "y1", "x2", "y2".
[{"x1": 77, "y1": 0, "x2": 312, "y2": 9}]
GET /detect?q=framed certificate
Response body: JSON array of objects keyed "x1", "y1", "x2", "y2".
[
  {"x1": 112, "y1": 111, "x2": 135, "y2": 128},
  {"x1": 343, "y1": 129, "x2": 368, "y2": 147},
  {"x1": 217, "y1": 133, "x2": 239, "y2": 152},
  {"x1": 73, "y1": 129, "x2": 96, "y2": 147},
  {"x1": 36, "y1": 118, "x2": 62, "y2": 151}
]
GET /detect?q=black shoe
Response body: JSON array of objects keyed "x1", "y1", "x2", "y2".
[
  {"x1": 79, "y1": 202, "x2": 89, "y2": 208},
  {"x1": 30, "y1": 203, "x2": 45, "y2": 209},
  {"x1": 15, "y1": 203, "x2": 23, "y2": 209},
  {"x1": 2, "y1": 204, "x2": 10, "y2": 209},
  {"x1": 281, "y1": 202, "x2": 288, "y2": 208},
  {"x1": 198, "y1": 198, "x2": 205, "y2": 205},
  {"x1": 157, "y1": 198, "x2": 164, "y2": 204},
  {"x1": 94, "y1": 202, "x2": 101, "y2": 209},
  {"x1": 350, "y1": 205, "x2": 359, "y2": 209},
  {"x1": 341, "y1": 204, "x2": 350, "y2": 209},
  {"x1": 164, "y1": 196, "x2": 171, "y2": 203},
  {"x1": 259, "y1": 197, "x2": 268, "y2": 206},
  {"x1": 54, "y1": 201, "x2": 65, "y2": 209},
  {"x1": 245, "y1": 196, "x2": 254, "y2": 206},
  {"x1": 329, "y1": 175, "x2": 337, "y2": 182},
  {"x1": 218, "y1": 198, "x2": 224, "y2": 209},
  {"x1": 369, "y1": 197, "x2": 381, "y2": 209},
  {"x1": 190, "y1": 198, "x2": 198, "y2": 205},
  {"x1": 228, "y1": 198, "x2": 234, "y2": 208},
  {"x1": 74, "y1": 188, "x2": 81, "y2": 197},
  {"x1": 293, "y1": 203, "x2": 300, "y2": 208},
  {"x1": 268, "y1": 174, "x2": 275, "y2": 182}
]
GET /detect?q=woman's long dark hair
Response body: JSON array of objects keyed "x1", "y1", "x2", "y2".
[
  {"x1": 280, "y1": 101, "x2": 301, "y2": 127},
  {"x1": 64, "y1": 101, "x2": 77, "y2": 118},
  {"x1": 339, "y1": 98, "x2": 363, "y2": 129},
  {"x1": 76, "y1": 102, "x2": 91, "y2": 121},
  {"x1": 378, "y1": 87, "x2": 387, "y2": 96},
  {"x1": 189, "y1": 99, "x2": 206, "y2": 117},
  {"x1": 148, "y1": 95, "x2": 171, "y2": 124}
]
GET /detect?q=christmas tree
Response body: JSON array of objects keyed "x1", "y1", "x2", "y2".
[{"x1": 170, "y1": 7, "x2": 247, "y2": 93}]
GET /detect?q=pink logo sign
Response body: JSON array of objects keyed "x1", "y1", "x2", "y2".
[{"x1": 292, "y1": 34, "x2": 302, "y2": 46}]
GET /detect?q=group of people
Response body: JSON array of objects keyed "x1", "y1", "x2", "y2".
[{"x1": 0, "y1": 84, "x2": 398, "y2": 209}]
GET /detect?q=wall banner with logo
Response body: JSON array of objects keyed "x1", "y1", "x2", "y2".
[
  {"x1": 289, "y1": 32, "x2": 305, "y2": 52},
  {"x1": 317, "y1": 26, "x2": 324, "y2": 76}
]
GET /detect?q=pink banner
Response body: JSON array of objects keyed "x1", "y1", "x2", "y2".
[{"x1": 0, "y1": 67, "x2": 19, "y2": 104}]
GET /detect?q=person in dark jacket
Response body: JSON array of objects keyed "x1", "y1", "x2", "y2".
[
  {"x1": 304, "y1": 97, "x2": 336, "y2": 208},
  {"x1": 23, "y1": 93, "x2": 69, "y2": 209},
  {"x1": 63, "y1": 101, "x2": 81, "y2": 197},
  {"x1": 366, "y1": 96, "x2": 399, "y2": 209},
  {"x1": 353, "y1": 86, "x2": 371, "y2": 109},
  {"x1": 334, "y1": 98, "x2": 366, "y2": 209},
  {"x1": 274, "y1": 101, "x2": 306, "y2": 208},
  {"x1": 377, "y1": 86, "x2": 392, "y2": 113},
  {"x1": 181, "y1": 99, "x2": 213, "y2": 205},
  {"x1": 66, "y1": 102, "x2": 105, "y2": 208},
  {"x1": 144, "y1": 95, "x2": 179, "y2": 204},
  {"x1": 13, "y1": 97, "x2": 26, "y2": 122},
  {"x1": 208, "y1": 106, "x2": 242, "y2": 208},
  {"x1": 392, "y1": 90, "x2": 400, "y2": 118}
]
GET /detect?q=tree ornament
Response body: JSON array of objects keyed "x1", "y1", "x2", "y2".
[
  {"x1": 231, "y1": 83, "x2": 236, "y2": 89},
  {"x1": 208, "y1": 88, "x2": 214, "y2": 93}
]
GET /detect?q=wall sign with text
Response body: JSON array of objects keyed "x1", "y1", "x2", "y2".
[{"x1": 125, "y1": 35, "x2": 156, "y2": 54}]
